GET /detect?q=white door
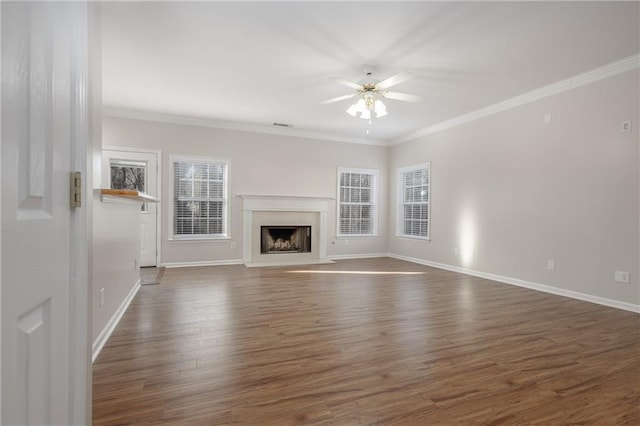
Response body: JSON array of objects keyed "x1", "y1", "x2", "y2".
[
  {"x1": 102, "y1": 149, "x2": 159, "y2": 267},
  {"x1": 1, "y1": 2, "x2": 88, "y2": 425}
]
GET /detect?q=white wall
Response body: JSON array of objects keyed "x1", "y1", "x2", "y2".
[
  {"x1": 90, "y1": 3, "x2": 141, "y2": 355},
  {"x1": 100, "y1": 69, "x2": 639, "y2": 311},
  {"x1": 102, "y1": 117, "x2": 390, "y2": 265},
  {"x1": 91, "y1": 198, "x2": 141, "y2": 342},
  {"x1": 389, "y1": 70, "x2": 640, "y2": 308}
]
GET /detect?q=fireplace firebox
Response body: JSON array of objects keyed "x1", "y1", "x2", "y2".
[{"x1": 261, "y1": 226, "x2": 311, "y2": 254}]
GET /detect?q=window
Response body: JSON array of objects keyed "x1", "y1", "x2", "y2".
[
  {"x1": 109, "y1": 158, "x2": 148, "y2": 211},
  {"x1": 337, "y1": 168, "x2": 378, "y2": 236},
  {"x1": 397, "y1": 163, "x2": 430, "y2": 239},
  {"x1": 172, "y1": 157, "x2": 228, "y2": 239}
]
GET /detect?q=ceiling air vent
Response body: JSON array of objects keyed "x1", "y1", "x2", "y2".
[{"x1": 273, "y1": 122, "x2": 293, "y2": 128}]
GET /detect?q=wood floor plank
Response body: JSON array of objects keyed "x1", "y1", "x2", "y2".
[{"x1": 93, "y1": 258, "x2": 640, "y2": 425}]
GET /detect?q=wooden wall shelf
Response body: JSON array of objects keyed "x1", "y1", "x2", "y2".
[{"x1": 100, "y1": 189, "x2": 160, "y2": 203}]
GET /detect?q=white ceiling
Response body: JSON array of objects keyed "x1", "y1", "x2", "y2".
[{"x1": 101, "y1": 1, "x2": 639, "y2": 144}]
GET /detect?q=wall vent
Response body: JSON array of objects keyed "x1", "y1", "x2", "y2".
[{"x1": 273, "y1": 122, "x2": 293, "y2": 128}]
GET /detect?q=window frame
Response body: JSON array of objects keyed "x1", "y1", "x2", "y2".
[
  {"x1": 169, "y1": 155, "x2": 230, "y2": 241},
  {"x1": 396, "y1": 162, "x2": 431, "y2": 241},
  {"x1": 336, "y1": 167, "x2": 378, "y2": 238}
]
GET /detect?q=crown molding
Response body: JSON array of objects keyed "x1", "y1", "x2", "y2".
[
  {"x1": 102, "y1": 108, "x2": 388, "y2": 147},
  {"x1": 103, "y1": 55, "x2": 639, "y2": 148},
  {"x1": 391, "y1": 54, "x2": 640, "y2": 145}
]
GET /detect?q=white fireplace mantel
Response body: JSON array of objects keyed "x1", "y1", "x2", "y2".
[
  {"x1": 238, "y1": 194, "x2": 334, "y2": 212},
  {"x1": 238, "y1": 194, "x2": 335, "y2": 267}
]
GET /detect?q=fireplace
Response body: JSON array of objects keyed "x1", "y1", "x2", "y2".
[
  {"x1": 239, "y1": 194, "x2": 334, "y2": 267},
  {"x1": 261, "y1": 226, "x2": 311, "y2": 254}
]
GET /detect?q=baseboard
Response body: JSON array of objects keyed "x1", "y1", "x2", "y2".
[
  {"x1": 162, "y1": 259, "x2": 245, "y2": 268},
  {"x1": 92, "y1": 279, "x2": 141, "y2": 363},
  {"x1": 328, "y1": 253, "x2": 388, "y2": 260},
  {"x1": 388, "y1": 253, "x2": 640, "y2": 314}
]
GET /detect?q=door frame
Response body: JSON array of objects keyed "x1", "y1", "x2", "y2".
[
  {"x1": 103, "y1": 146, "x2": 162, "y2": 267},
  {"x1": 69, "y1": 2, "x2": 90, "y2": 423},
  {"x1": 0, "y1": 4, "x2": 3, "y2": 423}
]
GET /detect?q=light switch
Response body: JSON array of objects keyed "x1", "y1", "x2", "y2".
[{"x1": 621, "y1": 121, "x2": 631, "y2": 133}]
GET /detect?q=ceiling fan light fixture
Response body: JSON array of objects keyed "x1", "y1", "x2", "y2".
[
  {"x1": 328, "y1": 70, "x2": 416, "y2": 122},
  {"x1": 347, "y1": 98, "x2": 368, "y2": 117},
  {"x1": 374, "y1": 99, "x2": 387, "y2": 116}
]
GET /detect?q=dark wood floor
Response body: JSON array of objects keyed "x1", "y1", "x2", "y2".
[{"x1": 93, "y1": 258, "x2": 640, "y2": 425}]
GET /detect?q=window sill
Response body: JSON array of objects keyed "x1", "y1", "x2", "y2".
[
  {"x1": 335, "y1": 234, "x2": 379, "y2": 238},
  {"x1": 169, "y1": 236, "x2": 231, "y2": 243},
  {"x1": 395, "y1": 234, "x2": 430, "y2": 242}
]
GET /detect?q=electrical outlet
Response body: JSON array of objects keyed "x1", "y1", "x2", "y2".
[
  {"x1": 454, "y1": 247, "x2": 459, "y2": 256},
  {"x1": 543, "y1": 113, "x2": 552, "y2": 124},
  {"x1": 547, "y1": 259, "x2": 556, "y2": 271},
  {"x1": 461, "y1": 248, "x2": 475, "y2": 259},
  {"x1": 343, "y1": 239, "x2": 349, "y2": 246},
  {"x1": 100, "y1": 288, "x2": 105, "y2": 307},
  {"x1": 614, "y1": 271, "x2": 630, "y2": 283},
  {"x1": 230, "y1": 241, "x2": 236, "y2": 250}
]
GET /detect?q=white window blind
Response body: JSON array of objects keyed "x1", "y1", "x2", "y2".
[
  {"x1": 173, "y1": 159, "x2": 228, "y2": 239},
  {"x1": 399, "y1": 164, "x2": 430, "y2": 239},
  {"x1": 338, "y1": 168, "x2": 377, "y2": 236}
]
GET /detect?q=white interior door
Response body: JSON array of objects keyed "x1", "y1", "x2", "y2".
[
  {"x1": 1, "y1": 2, "x2": 88, "y2": 424},
  {"x1": 102, "y1": 149, "x2": 159, "y2": 267}
]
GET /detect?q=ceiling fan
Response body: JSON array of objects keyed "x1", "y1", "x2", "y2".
[{"x1": 321, "y1": 70, "x2": 421, "y2": 119}]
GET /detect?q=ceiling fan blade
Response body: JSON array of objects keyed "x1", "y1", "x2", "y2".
[
  {"x1": 383, "y1": 91, "x2": 421, "y2": 102},
  {"x1": 376, "y1": 72, "x2": 414, "y2": 90},
  {"x1": 330, "y1": 77, "x2": 362, "y2": 90},
  {"x1": 320, "y1": 93, "x2": 356, "y2": 104}
]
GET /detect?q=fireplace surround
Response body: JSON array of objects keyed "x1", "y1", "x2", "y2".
[{"x1": 239, "y1": 194, "x2": 334, "y2": 267}]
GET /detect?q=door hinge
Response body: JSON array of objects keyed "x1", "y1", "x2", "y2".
[{"x1": 70, "y1": 171, "x2": 82, "y2": 208}]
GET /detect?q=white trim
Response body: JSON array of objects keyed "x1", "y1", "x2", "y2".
[
  {"x1": 103, "y1": 54, "x2": 640, "y2": 150},
  {"x1": 102, "y1": 147, "x2": 162, "y2": 267},
  {"x1": 102, "y1": 145, "x2": 161, "y2": 155},
  {"x1": 396, "y1": 162, "x2": 431, "y2": 240},
  {"x1": 169, "y1": 155, "x2": 230, "y2": 240},
  {"x1": 103, "y1": 107, "x2": 386, "y2": 147},
  {"x1": 167, "y1": 236, "x2": 232, "y2": 243},
  {"x1": 162, "y1": 259, "x2": 244, "y2": 268},
  {"x1": 396, "y1": 235, "x2": 430, "y2": 242},
  {"x1": 336, "y1": 167, "x2": 379, "y2": 238},
  {"x1": 238, "y1": 194, "x2": 334, "y2": 202},
  {"x1": 69, "y1": 3, "x2": 89, "y2": 422},
  {"x1": 238, "y1": 194, "x2": 334, "y2": 212},
  {"x1": 0, "y1": 3, "x2": 3, "y2": 420},
  {"x1": 239, "y1": 194, "x2": 333, "y2": 266},
  {"x1": 92, "y1": 280, "x2": 141, "y2": 363},
  {"x1": 328, "y1": 253, "x2": 387, "y2": 260},
  {"x1": 388, "y1": 253, "x2": 640, "y2": 314},
  {"x1": 392, "y1": 54, "x2": 640, "y2": 145},
  {"x1": 102, "y1": 56, "x2": 640, "y2": 149}
]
